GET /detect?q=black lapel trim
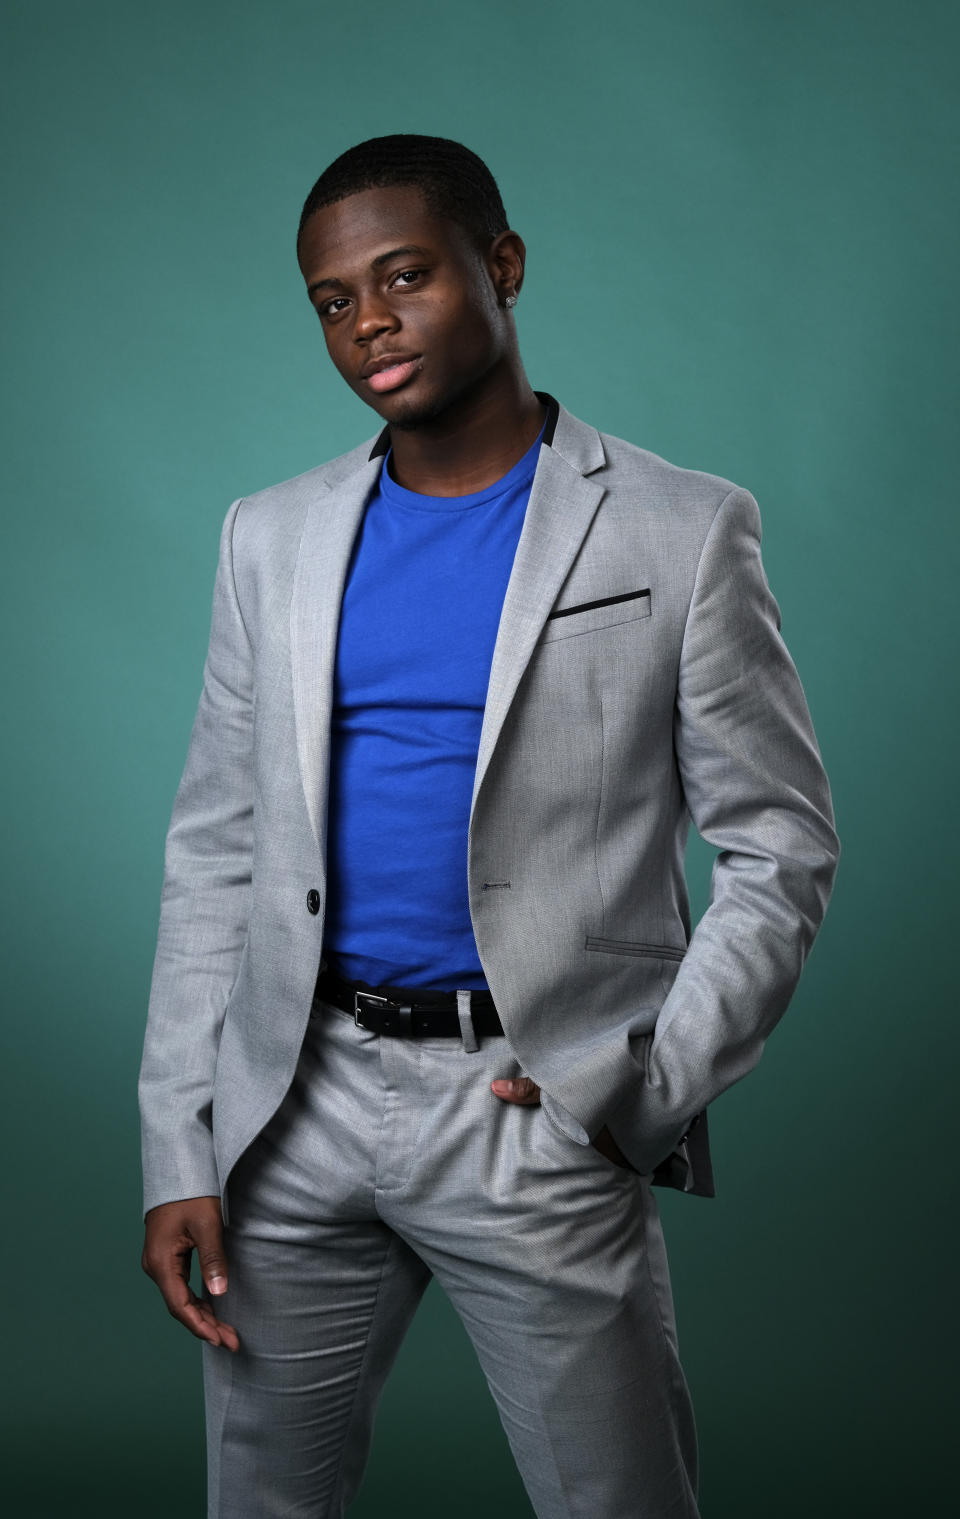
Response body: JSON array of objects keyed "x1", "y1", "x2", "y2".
[{"x1": 367, "y1": 390, "x2": 561, "y2": 462}]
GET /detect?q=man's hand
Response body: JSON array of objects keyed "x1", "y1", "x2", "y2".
[
  {"x1": 141, "y1": 1196, "x2": 239, "y2": 1351},
  {"x1": 491, "y1": 1078, "x2": 632, "y2": 1168},
  {"x1": 491, "y1": 1076, "x2": 542, "y2": 1105}
]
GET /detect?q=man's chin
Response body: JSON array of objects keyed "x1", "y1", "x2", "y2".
[{"x1": 376, "y1": 391, "x2": 450, "y2": 432}]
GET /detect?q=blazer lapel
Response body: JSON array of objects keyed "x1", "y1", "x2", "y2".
[
  {"x1": 290, "y1": 452, "x2": 382, "y2": 851},
  {"x1": 471, "y1": 407, "x2": 607, "y2": 816},
  {"x1": 290, "y1": 400, "x2": 607, "y2": 851}
]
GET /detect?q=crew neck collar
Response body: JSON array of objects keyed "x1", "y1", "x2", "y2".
[{"x1": 378, "y1": 410, "x2": 548, "y2": 513}]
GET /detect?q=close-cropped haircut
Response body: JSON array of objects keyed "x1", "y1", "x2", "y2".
[{"x1": 297, "y1": 134, "x2": 509, "y2": 256}]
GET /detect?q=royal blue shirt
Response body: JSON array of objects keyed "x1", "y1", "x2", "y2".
[{"x1": 322, "y1": 418, "x2": 547, "y2": 989}]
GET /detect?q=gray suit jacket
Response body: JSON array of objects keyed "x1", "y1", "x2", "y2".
[{"x1": 139, "y1": 394, "x2": 839, "y2": 1215}]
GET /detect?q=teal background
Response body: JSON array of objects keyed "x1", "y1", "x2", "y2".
[{"x1": 2, "y1": 0, "x2": 956, "y2": 1514}]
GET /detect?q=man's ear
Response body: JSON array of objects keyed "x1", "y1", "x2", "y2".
[{"x1": 486, "y1": 229, "x2": 526, "y2": 304}]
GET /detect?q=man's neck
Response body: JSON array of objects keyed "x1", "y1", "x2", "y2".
[{"x1": 385, "y1": 372, "x2": 546, "y2": 497}]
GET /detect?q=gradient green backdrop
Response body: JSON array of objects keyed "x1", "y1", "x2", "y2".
[{"x1": 2, "y1": 1, "x2": 956, "y2": 1514}]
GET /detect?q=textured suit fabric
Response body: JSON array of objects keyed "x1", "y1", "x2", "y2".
[
  {"x1": 203, "y1": 996, "x2": 699, "y2": 1519},
  {"x1": 139, "y1": 395, "x2": 839, "y2": 1216}
]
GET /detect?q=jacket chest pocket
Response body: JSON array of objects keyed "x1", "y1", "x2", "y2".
[{"x1": 537, "y1": 588, "x2": 652, "y2": 645}]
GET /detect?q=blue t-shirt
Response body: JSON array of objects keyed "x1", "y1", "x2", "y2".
[{"x1": 322, "y1": 419, "x2": 546, "y2": 989}]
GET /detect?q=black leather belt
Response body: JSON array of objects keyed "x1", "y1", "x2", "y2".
[{"x1": 315, "y1": 968, "x2": 505, "y2": 1038}]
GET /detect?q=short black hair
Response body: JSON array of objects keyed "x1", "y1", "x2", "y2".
[{"x1": 297, "y1": 134, "x2": 509, "y2": 255}]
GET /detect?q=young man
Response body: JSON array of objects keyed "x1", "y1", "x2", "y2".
[{"x1": 140, "y1": 134, "x2": 839, "y2": 1518}]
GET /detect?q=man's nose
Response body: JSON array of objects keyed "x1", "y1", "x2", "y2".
[{"x1": 353, "y1": 291, "x2": 399, "y2": 342}]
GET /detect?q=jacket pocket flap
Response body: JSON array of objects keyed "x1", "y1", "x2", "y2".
[
  {"x1": 585, "y1": 935, "x2": 686, "y2": 962},
  {"x1": 539, "y1": 589, "x2": 652, "y2": 644}
]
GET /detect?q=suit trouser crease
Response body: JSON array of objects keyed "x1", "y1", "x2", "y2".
[{"x1": 203, "y1": 997, "x2": 700, "y2": 1518}]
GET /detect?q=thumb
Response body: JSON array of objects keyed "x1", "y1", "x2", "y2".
[
  {"x1": 191, "y1": 1209, "x2": 229, "y2": 1296},
  {"x1": 491, "y1": 1076, "x2": 541, "y2": 1105}
]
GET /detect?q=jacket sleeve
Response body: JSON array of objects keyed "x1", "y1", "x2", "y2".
[
  {"x1": 138, "y1": 498, "x2": 255, "y2": 1216},
  {"x1": 609, "y1": 485, "x2": 840, "y2": 1174}
]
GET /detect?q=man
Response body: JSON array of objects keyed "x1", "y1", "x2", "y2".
[{"x1": 140, "y1": 134, "x2": 839, "y2": 1518}]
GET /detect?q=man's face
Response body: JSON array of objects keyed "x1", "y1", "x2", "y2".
[{"x1": 297, "y1": 184, "x2": 508, "y2": 430}]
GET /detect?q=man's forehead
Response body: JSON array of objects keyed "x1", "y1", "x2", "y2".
[
  {"x1": 303, "y1": 185, "x2": 431, "y2": 251},
  {"x1": 299, "y1": 184, "x2": 463, "y2": 277}
]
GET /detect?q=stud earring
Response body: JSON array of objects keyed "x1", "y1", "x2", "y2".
[{"x1": 505, "y1": 294, "x2": 518, "y2": 308}]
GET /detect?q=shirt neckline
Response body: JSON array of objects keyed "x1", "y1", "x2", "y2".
[{"x1": 379, "y1": 414, "x2": 548, "y2": 514}]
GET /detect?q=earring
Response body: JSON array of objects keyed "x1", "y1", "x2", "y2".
[{"x1": 505, "y1": 293, "x2": 518, "y2": 308}]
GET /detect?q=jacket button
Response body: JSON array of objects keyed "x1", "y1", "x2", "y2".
[{"x1": 306, "y1": 889, "x2": 320, "y2": 915}]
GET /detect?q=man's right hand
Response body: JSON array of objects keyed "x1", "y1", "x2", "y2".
[{"x1": 141, "y1": 1196, "x2": 239, "y2": 1351}]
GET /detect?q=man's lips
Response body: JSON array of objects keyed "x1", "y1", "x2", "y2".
[{"x1": 362, "y1": 355, "x2": 422, "y2": 393}]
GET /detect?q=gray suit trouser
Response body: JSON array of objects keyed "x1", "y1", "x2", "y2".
[{"x1": 202, "y1": 994, "x2": 701, "y2": 1517}]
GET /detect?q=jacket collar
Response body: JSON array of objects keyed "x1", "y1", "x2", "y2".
[{"x1": 364, "y1": 391, "x2": 605, "y2": 477}]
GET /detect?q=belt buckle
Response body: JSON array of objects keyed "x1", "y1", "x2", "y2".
[
  {"x1": 354, "y1": 989, "x2": 413, "y2": 1036},
  {"x1": 353, "y1": 989, "x2": 388, "y2": 1029}
]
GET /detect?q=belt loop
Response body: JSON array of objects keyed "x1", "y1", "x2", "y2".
[{"x1": 456, "y1": 989, "x2": 480, "y2": 1052}]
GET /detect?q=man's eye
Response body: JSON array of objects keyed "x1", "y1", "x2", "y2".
[
  {"x1": 320, "y1": 297, "x2": 350, "y2": 318},
  {"x1": 392, "y1": 269, "x2": 423, "y2": 287}
]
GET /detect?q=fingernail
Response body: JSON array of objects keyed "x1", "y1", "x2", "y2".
[{"x1": 208, "y1": 1276, "x2": 228, "y2": 1295}]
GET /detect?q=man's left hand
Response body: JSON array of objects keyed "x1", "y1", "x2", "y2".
[{"x1": 491, "y1": 1077, "x2": 631, "y2": 1167}]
